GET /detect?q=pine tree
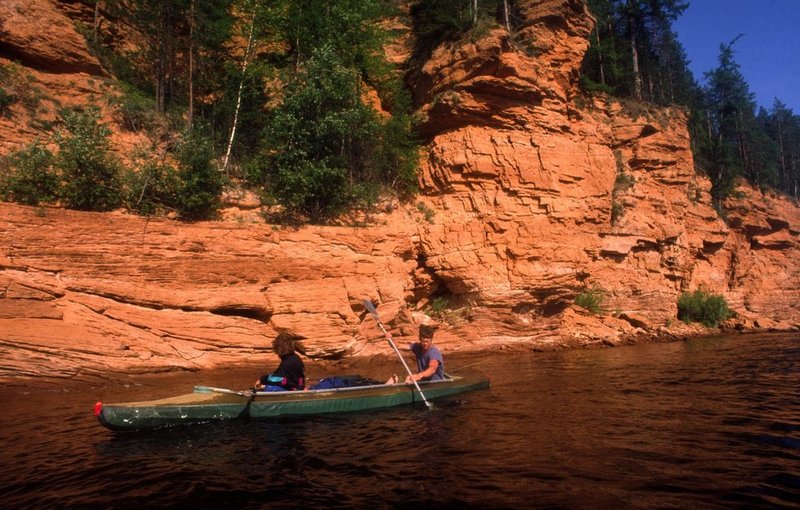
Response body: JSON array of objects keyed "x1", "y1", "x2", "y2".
[
  {"x1": 764, "y1": 100, "x2": 800, "y2": 196},
  {"x1": 699, "y1": 38, "x2": 782, "y2": 202},
  {"x1": 582, "y1": 0, "x2": 693, "y2": 106}
]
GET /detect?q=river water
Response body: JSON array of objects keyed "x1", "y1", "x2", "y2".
[{"x1": 1, "y1": 333, "x2": 798, "y2": 509}]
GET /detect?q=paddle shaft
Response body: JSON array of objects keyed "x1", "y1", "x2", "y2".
[
  {"x1": 363, "y1": 301, "x2": 433, "y2": 409},
  {"x1": 194, "y1": 385, "x2": 252, "y2": 396},
  {"x1": 446, "y1": 360, "x2": 484, "y2": 373}
]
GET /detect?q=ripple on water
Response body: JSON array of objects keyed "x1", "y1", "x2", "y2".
[{"x1": 1, "y1": 333, "x2": 799, "y2": 509}]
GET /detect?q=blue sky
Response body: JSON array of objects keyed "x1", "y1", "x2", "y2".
[{"x1": 673, "y1": 0, "x2": 800, "y2": 114}]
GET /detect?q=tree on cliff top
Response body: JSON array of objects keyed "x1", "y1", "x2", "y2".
[
  {"x1": 582, "y1": 0, "x2": 693, "y2": 106},
  {"x1": 582, "y1": 2, "x2": 799, "y2": 203},
  {"x1": 254, "y1": 46, "x2": 390, "y2": 221},
  {"x1": 246, "y1": 0, "x2": 418, "y2": 222},
  {"x1": 56, "y1": 108, "x2": 123, "y2": 212},
  {"x1": 699, "y1": 39, "x2": 779, "y2": 206}
]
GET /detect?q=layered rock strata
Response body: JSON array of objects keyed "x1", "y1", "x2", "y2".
[{"x1": 1, "y1": 0, "x2": 799, "y2": 380}]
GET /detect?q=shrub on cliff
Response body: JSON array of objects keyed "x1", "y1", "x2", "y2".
[
  {"x1": 110, "y1": 83, "x2": 159, "y2": 133},
  {"x1": 174, "y1": 129, "x2": 222, "y2": 220},
  {"x1": 0, "y1": 141, "x2": 59, "y2": 206},
  {"x1": 575, "y1": 286, "x2": 605, "y2": 314},
  {"x1": 677, "y1": 290, "x2": 732, "y2": 327},
  {"x1": 123, "y1": 154, "x2": 180, "y2": 216},
  {"x1": 55, "y1": 107, "x2": 122, "y2": 211},
  {"x1": 255, "y1": 46, "x2": 394, "y2": 221}
]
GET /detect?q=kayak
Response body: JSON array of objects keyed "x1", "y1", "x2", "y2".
[{"x1": 94, "y1": 374, "x2": 490, "y2": 431}]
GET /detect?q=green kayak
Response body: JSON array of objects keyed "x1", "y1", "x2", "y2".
[{"x1": 95, "y1": 375, "x2": 490, "y2": 431}]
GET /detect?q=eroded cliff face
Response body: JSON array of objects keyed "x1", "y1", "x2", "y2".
[{"x1": 1, "y1": 0, "x2": 798, "y2": 380}]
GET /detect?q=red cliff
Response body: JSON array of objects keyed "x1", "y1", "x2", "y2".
[{"x1": 1, "y1": 0, "x2": 798, "y2": 380}]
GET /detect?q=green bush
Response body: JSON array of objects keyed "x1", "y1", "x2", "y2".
[
  {"x1": 611, "y1": 200, "x2": 624, "y2": 225},
  {"x1": 614, "y1": 172, "x2": 635, "y2": 193},
  {"x1": 55, "y1": 107, "x2": 122, "y2": 211},
  {"x1": 677, "y1": 289, "x2": 732, "y2": 327},
  {"x1": 123, "y1": 158, "x2": 180, "y2": 216},
  {"x1": 110, "y1": 83, "x2": 158, "y2": 132},
  {"x1": 427, "y1": 296, "x2": 449, "y2": 317},
  {"x1": 579, "y1": 76, "x2": 615, "y2": 96},
  {"x1": 255, "y1": 45, "x2": 417, "y2": 222},
  {"x1": 575, "y1": 286, "x2": 605, "y2": 314},
  {"x1": 677, "y1": 290, "x2": 732, "y2": 327},
  {"x1": 1, "y1": 141, "x2": 58, "y2": 205},
  {"x1": 174, "y1": 130, "x2": 222, "y2": 220},
  {"x1": 611, "y1": 172, "x2": 635, "y2": 226},
  {"x1": 416, "y1": 201, "x2": 436, "y2": 223},
  {"x1": 258, "y1": 46, "x2": 386, "y2": 221}
]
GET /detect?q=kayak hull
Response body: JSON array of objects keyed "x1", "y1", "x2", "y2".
[{"x1": 96, "y1": 375, "x2": 489, "y2": 431}]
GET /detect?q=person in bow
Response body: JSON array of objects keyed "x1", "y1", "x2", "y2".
[{"x1": 254, "y1": 332, "x2": 305, "y2": 391}]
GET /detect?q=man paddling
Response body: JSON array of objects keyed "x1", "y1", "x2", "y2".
[{"x1": 401, "y1": 324, "x2": 445, "y2": 383}]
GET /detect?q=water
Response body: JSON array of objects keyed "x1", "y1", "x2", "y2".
[{"x1": 1, "y1": 334, "x2": 798, "y2": 509}]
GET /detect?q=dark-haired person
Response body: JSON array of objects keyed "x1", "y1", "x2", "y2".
[
  {"x1": 403, "y1": 324, "x2": 445, "y2": 383},
  {"x1": 254, "y1": 332, "x2": 305, "y2": 392}
]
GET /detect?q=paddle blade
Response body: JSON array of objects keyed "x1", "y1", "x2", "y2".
[{"x1": 363, "y1": 299, "x2": 378, "y2": 317}]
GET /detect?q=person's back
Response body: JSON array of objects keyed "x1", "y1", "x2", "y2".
[{"x1": 255, "y1": 332, "x2": 305, "y2": 391}]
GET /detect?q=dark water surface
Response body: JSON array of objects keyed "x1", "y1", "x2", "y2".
[{"x1": 1, "y1": 333, "x2": 798, "y2": 509}]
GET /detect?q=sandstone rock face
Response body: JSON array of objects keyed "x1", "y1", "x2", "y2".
[
  {"x1": 0, "y1": 0, "x2": 105, "y2": 75},
  {"x1": 1, "y1": 0, "x2": 799, "y2": 380},
  {"x1": 0, "y1": 204, "x2": 425, "y2": 379},
  {"x1": 408, "y1": 1, "x2": 800, "y2": 345},
  {"x1": 0, "y1": 0, "x2": 145, "y2": 158}
]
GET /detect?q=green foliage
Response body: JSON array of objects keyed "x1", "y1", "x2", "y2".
[
  {"x1": 677, "y1": 289, "x2": 732, "y2": 327},
  {"x1": 416, "y1": 201, "x2": 436, "y2": 223},
  {"x1": 610, "y1": 172, "x2": 634, "y2": 225},
  {"x1": 123, "y1": 153, "x2": 180, "y2": 216},
  {"x1": 764, "y1": 100, "x2": 800, "y2": 198},
  {"x1": 411, "y1": 0, "x2": 474, "y2": 55},
  {"x1": 0, "y1": 141, "x2": 58, "y2": 205},
  {"x1": 43, "y1": 0, "x2": 421, "y2": 225},
  {"x1": 582, "y1": 3, "x2": 800, "y2": 204},
  {"x1": 174, "y1": 129, "x2": 222, "y2": 220},
  {"x1": 575, "y1": 286, "x2": 605, "y2": 314},
  {"x1": 109, "y1": 82, "x2": 158, "y2": 132},
  {"x1": 0, "y1": 62, "x2": 45, "y2": 114},
  {"x1": 283, "y1": 0, "x2": 388, "y2": 70},
  {"x1": 372, "y1": 82, "x2": 420, "y2": 196},
  {"x1": 427, "y1": 296, "x2": 449, "y2": 317},
  {"x1": 614, "y1": 172, "x2": 636, "y2": 193},
  {"x1": 55, "y1": 108, "x2": 122, "y2": 211},
  {"x1": 257, "y1": 46, "x2": 368, "y2": 219},
  {"x1": 257, "y1": 43, "x2": 416, "y2": 221},
  {"x1": 578, "y1": 76, "x2": 615, "y2": 96},
  {"x1": 410, "y1": 0, "x2": 515, "y2": 61},
  {"x1": 582, "y1": 0, "x2": 693, "y2": 106},
  {"x1": 610, "y1": 200, "x2": 625, "y2": 226}
]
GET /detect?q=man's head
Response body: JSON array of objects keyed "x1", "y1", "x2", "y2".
[{"x1": 419, "y1": 324, "x2": 435, "y2": 352}]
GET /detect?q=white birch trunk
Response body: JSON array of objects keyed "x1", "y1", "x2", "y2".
[{"x1": 221, "y1": 8, "x2": 257, "y2": 174}]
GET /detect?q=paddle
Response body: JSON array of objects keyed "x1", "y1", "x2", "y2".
[
  {"x1": 238, "y1": 389, "x2": 258, "y2": 418},
  {"x1": 194, "y1": 386, "x2": 257, "y2": 418},
  {"x1": 362, "y1": 299, "x2": 433, "y2": 410},
  {"x1": 194, "y1": 385, "x2": 252, "y2": 396}
]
